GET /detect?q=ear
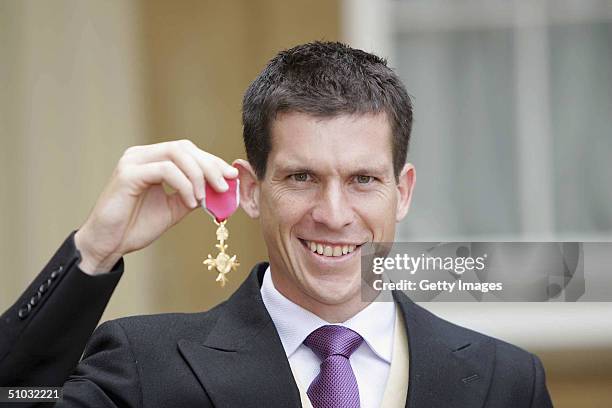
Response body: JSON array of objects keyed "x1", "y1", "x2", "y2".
[
  {"x1": 395, "y1": 163, "x2": 415, "y2": 222},
  {"x1": 233, "y1": 159, "x2": 260, "y2": 218}
]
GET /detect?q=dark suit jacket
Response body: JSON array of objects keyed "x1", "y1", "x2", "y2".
[
  {"x1": 1, "y1": 232, "x2": 553, "y2": 407},
  {"x1": 0, "y1": 231, "x2": 123, "y2": 388}
]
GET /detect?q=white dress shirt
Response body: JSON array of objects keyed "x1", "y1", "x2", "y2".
[{"x1": 260, "y1": 266, "x2": 396, "y2": 408}]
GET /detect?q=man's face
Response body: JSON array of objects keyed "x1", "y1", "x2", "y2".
[{"x1": 251, "y1": 111, "x2": 414, "y2": 311}]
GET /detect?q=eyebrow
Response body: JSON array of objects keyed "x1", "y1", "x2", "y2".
[
  {"x1": 274, "y1": 165, "x2": 315, "y2": 175},
  {"x1": 274, "y1": 164, "x2": 390, "y2": 177},
  {"x1": 348, "y1": 166, "x2": 389, "y2": 176}
]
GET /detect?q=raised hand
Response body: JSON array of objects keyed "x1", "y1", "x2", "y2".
[{"x1": 74, "y1": 140, "x2": 238, "y2": 275}]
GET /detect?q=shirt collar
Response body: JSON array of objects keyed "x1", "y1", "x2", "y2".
[{"x1": 260, "y1": 266, "x2": 395, "y2": 364}]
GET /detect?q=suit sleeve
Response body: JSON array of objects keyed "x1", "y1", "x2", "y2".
[
  {"x1": 530, "y1": 353, "x2": 554, "y2": 408},
  {"x1": 0, "y1": 230, "x2": 123, "y2": 387},
  {"x1": 56, "y1": 320, "x2": 142, "y2": 408}
]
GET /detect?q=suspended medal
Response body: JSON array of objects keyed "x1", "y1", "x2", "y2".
[{"x1": 202, "y1": 177, "x2": 240, "y2": 287}]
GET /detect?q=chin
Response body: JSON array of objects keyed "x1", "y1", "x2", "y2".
[{"x1": 301, "y1": 267, "x2": 363, "y2": 306}]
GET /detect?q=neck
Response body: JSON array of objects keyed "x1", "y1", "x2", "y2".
[{"x1": 269, "y1": 268, "x2": 380, "y2": 323}]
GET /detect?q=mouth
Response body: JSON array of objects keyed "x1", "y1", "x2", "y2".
[{"x1": 298, "y1": 238, "x2": 365, "y2": 260}]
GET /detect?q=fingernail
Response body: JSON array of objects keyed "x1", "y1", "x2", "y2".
[{"x1": 220, "y1": 181, "x2": 229, "y2": 191}]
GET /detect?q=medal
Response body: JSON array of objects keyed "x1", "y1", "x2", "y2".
[{"x1": 202, "y1": 177, "x2": 240, "y2": 287}]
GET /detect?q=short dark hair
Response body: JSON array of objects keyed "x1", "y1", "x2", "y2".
[{"x1": 242, "y1": 41, "x2": 413, "y2": 179}]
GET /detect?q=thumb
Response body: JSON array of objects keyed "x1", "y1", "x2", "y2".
[{"x1": 167, "y1": 192, "x2": 196, "y2": 226}]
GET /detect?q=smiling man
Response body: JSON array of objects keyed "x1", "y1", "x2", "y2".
[
  {"x1": 245, "y1": 111, "x2": 412, "y2": 324},
  {"x1": 1, "y1": 42, "x2": 552, "y2": 407}
]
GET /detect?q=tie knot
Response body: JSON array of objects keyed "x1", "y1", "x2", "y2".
[{"x1": 304, "y1": 325, "x2": 363, "y2": 360}]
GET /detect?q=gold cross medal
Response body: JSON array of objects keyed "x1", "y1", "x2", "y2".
[{"x1": 202, "y1": 178, "x2": 240, "y2": 287}]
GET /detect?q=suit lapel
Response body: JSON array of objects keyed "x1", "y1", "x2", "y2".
[
  {"x1": 393, "y1": 291, "x2": 495, "y2": 408},
  {"x1": 178, "y1": 262, "x2": 494, "y2": 408},
  {"x1": 178, "y1": 263, "x2": 301, "y2": 407}
]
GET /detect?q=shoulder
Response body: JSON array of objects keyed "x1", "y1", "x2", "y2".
[
  {"x1": 93, "y1": 300, "x2": 228, "y2": 346},
  {"x1": 407, "y1": 300, "x2": 541, "y2": 372}
]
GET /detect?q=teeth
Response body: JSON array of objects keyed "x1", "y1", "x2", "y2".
[{"x1": 304, "y1": 240, "x2": 358, "y2": 257}]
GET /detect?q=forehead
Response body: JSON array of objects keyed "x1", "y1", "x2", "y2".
[{"x1": 268, "y1": 111, "x2": 393, "y2": 173}]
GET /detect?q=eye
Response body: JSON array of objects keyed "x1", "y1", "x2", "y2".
[
  {"x1": 355, "y1": 175, "x2": 373, "y2": 184},
  {"x1": 291, "y1": 173, "x2": 310, "y2": 182}
]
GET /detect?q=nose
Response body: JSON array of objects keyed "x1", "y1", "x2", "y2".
[{"x1": 311, "y1": 181, "x2": 354, "y2": 230}]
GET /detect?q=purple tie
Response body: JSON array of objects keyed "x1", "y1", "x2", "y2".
[{"x1": 303, "y1": 325, "x2": 364, "y2": 408}]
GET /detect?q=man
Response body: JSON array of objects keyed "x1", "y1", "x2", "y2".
[{"x1": 0, "y1": 42, "x2": 553, "y2": 407}]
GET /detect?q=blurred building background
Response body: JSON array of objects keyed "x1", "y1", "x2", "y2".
[{"x1": 1, "y1": 0, "x2": 611, "y2": 406}]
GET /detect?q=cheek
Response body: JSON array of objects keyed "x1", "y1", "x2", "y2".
[
  {"x1": 262, "y1": 187, "x2": 313, "y2": 230},
  {"x1": 353, "y1": 192, "x2": 398, "y2": 236}
]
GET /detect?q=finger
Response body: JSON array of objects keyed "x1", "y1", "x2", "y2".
[
  {"x1": 178, "y1": 153, "x2": 205, "y2": 201},
  {"x1": 122, "y1": 142, "x2": 205, "y2": 200},
  {"x1": 122, "y1": 140, "x2": 200, "y2": 165},
  {"x1": 177, "y1": 144, "x2": 233, "y2": 192},
  {"x1": 192, "y1": 152, "x2": 230, "y2": 192},
  {"x1": 131, "y1": 161, "x2": 198, "y2": 208},
  {"x1": 213, "y1": 156, "x2": 239, "y2": 179},
  {"x1": 206, "y1": 153, "x2": 238, "y2": 178},
  {"x1": 122, "y1": 140, "x2": 232, "y2": 193}
]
